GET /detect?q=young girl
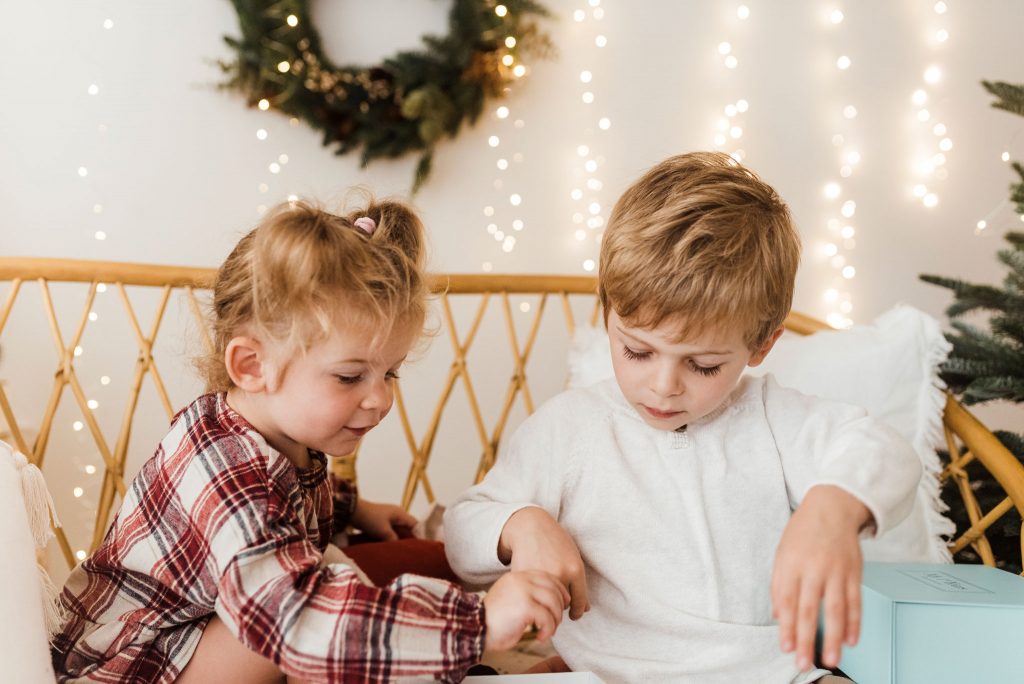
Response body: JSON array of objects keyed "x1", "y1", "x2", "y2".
[{"x1": 51, "y1": 198, "x2": 568, "y2": 683}]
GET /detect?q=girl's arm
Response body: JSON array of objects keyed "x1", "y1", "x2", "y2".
[{"x1": 214, "y1": 531, "x2": 485, "y2": 683}]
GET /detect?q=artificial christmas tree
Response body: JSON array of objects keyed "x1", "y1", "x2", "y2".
[{"x1": 921, "y1": 80, "x2": 1024, "y2": 572}]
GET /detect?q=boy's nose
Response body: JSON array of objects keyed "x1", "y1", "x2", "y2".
[{"x1": 650, "y1": 365, "x2": 683, "y2": 397}]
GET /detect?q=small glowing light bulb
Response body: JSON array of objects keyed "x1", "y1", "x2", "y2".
[
  {"x1": 836, "y1": 55, "x2": 851, "y2": 70},
  {"x1": 287, "y1": 14, "x2": 299, "y2": 26}
]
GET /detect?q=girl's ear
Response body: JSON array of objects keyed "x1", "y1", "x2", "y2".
[
  {"x1": 224, "y1": 336, "x2": 268, "y2": 392},
  {"x1": 747, "y1": 325, "x2": 785, "y2": 368}
]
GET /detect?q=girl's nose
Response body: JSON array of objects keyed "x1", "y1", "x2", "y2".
[{"x1": 360, "y1": 376, "x2": 392, "y2": 411}]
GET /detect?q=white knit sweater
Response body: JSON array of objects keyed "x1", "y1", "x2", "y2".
[{"x1": 445, "y1": 374, "x2": 921, "y2": 684}]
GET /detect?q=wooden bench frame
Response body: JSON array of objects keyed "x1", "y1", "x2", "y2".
[{"x1": 2, "y1": 257, "x2": 1022, "y2": 572}]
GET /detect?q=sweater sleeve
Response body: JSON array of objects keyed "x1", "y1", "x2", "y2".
[
  {"x1": 444, "y1": 394, "x2": 574, "y2": 585},
  {"x1": 761, "y1": 375, "x2": 921, "y2": 536}
]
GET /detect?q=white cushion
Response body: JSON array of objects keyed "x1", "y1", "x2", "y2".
[
  {"x1": 567, "y1": 305, "x2": 954, "y2": 563},
  {"x1": 0, "y1": 440, "x2": 57, "y2": 681}
]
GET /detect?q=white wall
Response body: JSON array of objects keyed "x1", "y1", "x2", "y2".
[{"x1": 2, "y1": 1, "x2": 1023, "y2": 575}]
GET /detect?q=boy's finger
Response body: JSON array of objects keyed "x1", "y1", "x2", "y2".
[
  {"x1": 568, "y1": 578, "x2": 589, "y2": 620},
  {"x1": 773, "y1": 574, "x2": 798, "y2": 652},
  {"x1": 794, "y1": 580, "x2": 823, "y2": 672},
  {"x1": 845, "y1": 579, "x2": 861, "y2": 646},
  {"x1": 821, "y1": 581, "x2": 846, "y2": 668}
]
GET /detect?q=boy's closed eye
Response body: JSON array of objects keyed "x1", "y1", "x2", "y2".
[{"x1": 620, "y1": 345, "x2": 723, "y2": 376}]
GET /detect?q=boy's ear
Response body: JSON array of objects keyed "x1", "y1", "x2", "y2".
[
  {"x1": 225, "y1": 336, "x2": 268, "y2": 392},
  {"x1": 747, "y1": 325, "x2": 785, "y2": 368}
]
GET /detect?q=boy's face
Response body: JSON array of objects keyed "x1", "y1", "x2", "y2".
[{"x1": 607, "y1": 309, "x2": 780, "y2": 431}]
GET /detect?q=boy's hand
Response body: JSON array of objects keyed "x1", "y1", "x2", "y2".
[
  {"x1": 351, "y1": 499, "x2": 418, "y2": 541},
  {"x1": 483, "y1": 570, "x2": 570, "y2": 650},
  {"x1": 499, "y1": 507, "x2": 590, "y2": 620},
  {"x1": 771, "y1": 484, "x2": 870, "y2": 672}
]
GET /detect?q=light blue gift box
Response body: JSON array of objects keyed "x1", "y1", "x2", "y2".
[{"x1": 836, "y1": 562, "x2": 1024, "y2": 684}]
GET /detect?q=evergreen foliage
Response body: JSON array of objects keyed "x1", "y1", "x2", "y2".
[{"x1": 920, "y1": 80, "x2": 1024, "y2": 572}]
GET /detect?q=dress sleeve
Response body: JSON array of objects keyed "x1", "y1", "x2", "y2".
[
  {"x1": 761, "y1": 375, "x2": 922, "y2": 536},
  {"x1": 199, "y1": 447, "x2": 485, "y2": 682},
  {"x1": 444, "y1": 396, "x2": 572, "y2": 585}
]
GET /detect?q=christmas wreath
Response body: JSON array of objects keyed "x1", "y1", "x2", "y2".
[{"x1": 221, "y1": 0, "x2": 551, "y2": 190}]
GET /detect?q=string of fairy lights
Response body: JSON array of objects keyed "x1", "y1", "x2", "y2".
[
  {"x1": 67, "y1": 13, "x2": 122, "y2": 561},
  {"x1": 711, "y1": 5, "x2": 750, "y2": 165},
  {"x1": 479, "y1": 5, "x2": 533, "y2": 273},
  {"x1": 908, "y1": 1, "x2": 952, "y2": 212},
  {"x1": 819, "y1": 5, "x2": 860, "y2": 330},
  {"x1": 568, "y1": 0, "x2": 611, "y2": 275}
]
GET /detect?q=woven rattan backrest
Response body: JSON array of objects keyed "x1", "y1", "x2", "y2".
[{"x1": 2, "y1": 257, "x2": 1023, "y2": 574}]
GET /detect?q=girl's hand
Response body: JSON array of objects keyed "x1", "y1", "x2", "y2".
[
  {"x1": 499, "y1": 507, "x2": 590, "y2": 620},
  {"x1": 351, "y1": 498, "x2": 418, "y2": 541},
  {"x1": 483, "y1": 571, "x2": 570, "y2": 651},
  {"x1": 771, "y1": 485, "x2": 870, "y2": 673}
]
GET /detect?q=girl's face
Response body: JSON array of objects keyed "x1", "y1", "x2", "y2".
[
  {"x1": 607, "y1": 309, "x2": 779, "y2": 431},
  {"x1": 256, "y1": 317, "x2": 418, "y2": 462}
]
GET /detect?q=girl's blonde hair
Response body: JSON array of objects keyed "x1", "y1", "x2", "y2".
[{"x1": 199, "y1": 195, "x2": 428, "y2": 392}]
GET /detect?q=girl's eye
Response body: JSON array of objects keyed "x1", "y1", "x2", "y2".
[
  {"x1": 336, "y1": 375, "x2": 362, "y2": 385},
  {"x1": 622, "y1": 346, "x2": 651, "y2": 361},
  {"x1": 385, "y1": 371, "x2": 401, "y2": 381},
  {"x1": 689, "y1": 362, "x2": 722, "y2": 377}
]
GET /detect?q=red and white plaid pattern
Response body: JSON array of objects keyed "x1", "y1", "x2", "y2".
[{"x1": 51, "y1": 393, "x2": 484, "y2": 683}]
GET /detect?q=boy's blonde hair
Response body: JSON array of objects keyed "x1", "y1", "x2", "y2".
[
  {"x1": 199, "y1": 195, "x2": 428, "y2": 392},
  {"x1": 599, "y1": 152, "x2": 800, "y2": 349}
]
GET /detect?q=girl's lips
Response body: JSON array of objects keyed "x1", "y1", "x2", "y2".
[
  {"x1": 345, "y1": 425, "x2": 374, "y2": 437},
  {"x1": 642, "y1": 405, "x2": 682, "y2": 420}
]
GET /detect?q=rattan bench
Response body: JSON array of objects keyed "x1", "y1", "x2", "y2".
[{"x1": 1, "y1": 257, "x2": 1022, "y2": 575}]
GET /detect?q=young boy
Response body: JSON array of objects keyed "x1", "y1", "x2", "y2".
[{"x1": 444, "y1": 152, "x2": 921, "y2": 683}]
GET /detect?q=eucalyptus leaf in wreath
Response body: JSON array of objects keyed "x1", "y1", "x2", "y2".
[{"x1": 220, "y1": 0, "x2": 552, "y2": 191}]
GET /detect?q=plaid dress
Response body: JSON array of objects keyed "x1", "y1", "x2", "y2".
[{"x1": 51, "y1": 393, "x2": 485, "y2": 683}]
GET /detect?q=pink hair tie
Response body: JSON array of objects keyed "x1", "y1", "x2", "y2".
[{"x1": 353, "y1": 217, "x2": 376, "y2": 235}]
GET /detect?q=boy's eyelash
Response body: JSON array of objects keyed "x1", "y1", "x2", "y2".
[
  {"x1": 622, "y1": 346, "x2": 650, "y2": 361},
  {"x1": 622, "y1": 346, "x2": 723, "y2": 377},
  {"x1": 689, "y1": 362, "x2": 722, "y2": 377}
]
